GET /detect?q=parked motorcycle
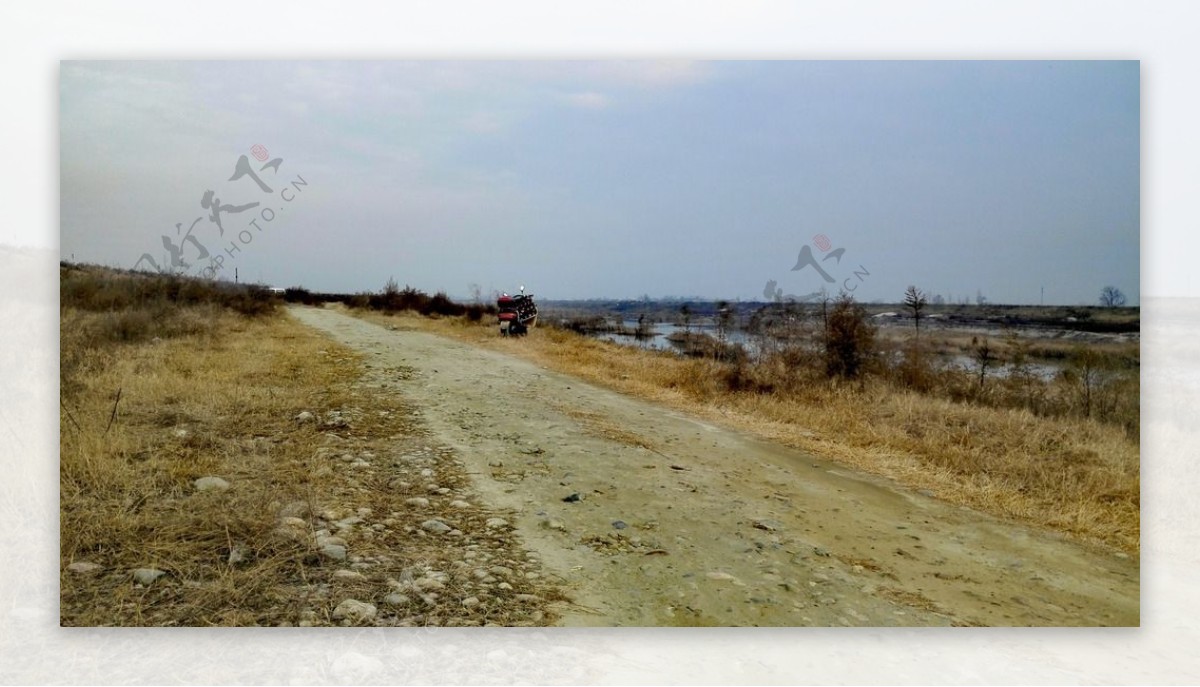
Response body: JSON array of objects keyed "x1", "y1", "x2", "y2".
[{"x1": 497, "y1": 287, "x2": 537, "y2": 336}]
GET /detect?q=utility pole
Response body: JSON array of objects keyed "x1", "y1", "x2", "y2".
[
  {"x1": 1040, "y1": 286, "x2": 1044, "y2": 306},
  {"x1": 235, "y1": 268, "x2": 238, "y2": 284}
]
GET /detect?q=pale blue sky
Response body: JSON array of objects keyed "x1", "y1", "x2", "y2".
[{"x1": 60, "y1": 60, "x2": 1139, "y2": 304}]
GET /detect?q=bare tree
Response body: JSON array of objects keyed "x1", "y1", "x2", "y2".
[
  {"x1": 635, "y1": 313, "x2": 653, "y2": 339},
  {"x1": 1066, "y1": 346, "x2": 1111, "y2": 419},
  {"x1": 715, "y1": 300, "x2": 733, "y2": 358},
  {"x1": 972, "y1": 336, "x2": 997, "y2": 390},
  {"x1": 903, "y1": 285, "x2": 927, "y2": 334},
  {"x1": 1099, "y1": 286, "x2": 1127, "y2": 308}
]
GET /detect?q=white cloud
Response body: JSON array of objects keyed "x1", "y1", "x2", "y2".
[
  {"x1": 462, "y1": 111, "x2": 506, "y2": 134},
  {"x1": 565, "y1": 91, "x2": 610, "y2": 109}
]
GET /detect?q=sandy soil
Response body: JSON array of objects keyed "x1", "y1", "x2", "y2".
[{"x1": 290, "y1": 306, "x2": 1139, "y2": 627}]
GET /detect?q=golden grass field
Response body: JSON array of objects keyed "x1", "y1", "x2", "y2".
[{"x1": 61, "y1": 305, "x2": 355, "y2": 625}]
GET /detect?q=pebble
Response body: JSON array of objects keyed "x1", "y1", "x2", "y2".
[
  {"x1": 322, "y1": 413, "x2": 349, "y2": 429},
  {"x1": 485, "y1": 518, "x2": 509, "y2": 529},
  {"x1": 317, "y1": 535, "x2": 347, "y2": 548},
  {"x1": 421, "y1": 520, "x2": 452, "y2": 534},
  {"x1": 384, "y1": 593, "x2": 410, "y2": 606},
  {"x1": 332, "y1": 599, "x2": 377, "y2": 623},
  {"x1": 132, "y1": 568, "x2": 166, "y2": 585},
  {"x1": 333, "y1": 570, "x2": 366, "y2": 582},
  {"x1": 273, "y1": 525, "x2": 307, "y2": 542},
  {"x1": 193, "y1": 476, "x2": 230, "y2": 492},
  {"x1": 321, "y1": 544, "x2": 348, "y2": 561},
  {"x1": 514, "y1": 594, "x2": 540, "y2": 603},
  {"x1": 461, "y1": 597, "x2": 481, "y2": 609},
  {"x1": 295, "y1": 411, "x2": 315, "y2": 423},
  {"x1": 416, "y1": 576, "x2": 445, "y2": 590},
  {"x1": 67, "y1": 561, "x2": 102, "y2": 575},
  {"x1": 562, "y1": 492, "x2": 582, "y2": 503},
  {"x1": 706, "y1": 571, "x2": 738, "y2": 582},
  {"x1": 405, "y1": 497, "x2": 430, "y2": 508},
  {"x1": 449, "y1": 500, "x2": 472, "y2": 509},
  {"x1": 753, "y1": 519, "x2": 783, "y2": 532},
  {"x1": 278, "y1": 501, "x2": 311, "y2": 519},
  {"x1": 612, "y1": 520, "x2": 628, "y2": 530}
]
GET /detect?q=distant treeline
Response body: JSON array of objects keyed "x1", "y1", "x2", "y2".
[
  {"x1": 285, "y1": 279, "x2": 495, "y2": 321},
  {"x1": 543, "y1": 299, "x2": 1139, "y2": 334},
  {"x1": 60, "y1": 262, "x2": 494, "y2": 328}
]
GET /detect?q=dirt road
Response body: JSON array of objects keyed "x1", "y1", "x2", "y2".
[{"x1": 290, "y1": 306, "x2": 1138, "y2": 627}]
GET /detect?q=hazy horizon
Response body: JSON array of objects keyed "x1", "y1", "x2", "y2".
[{"x1": 60, "y1": 60, "x2": 1139, "y2": 306}]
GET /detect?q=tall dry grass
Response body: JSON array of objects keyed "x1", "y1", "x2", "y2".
[{"x1": 60, "y1": 305, "x2": 364, "y2": 625}]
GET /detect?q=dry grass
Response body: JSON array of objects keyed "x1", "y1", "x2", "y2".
[
  {"x1": 60, "y1": 273, "x2": 564, "y2": 626},
  {"x1": 61, "y1": 308, "x2": 358, "y2": 625},
  {"x1": 352, "y1": 310, "x2": 1139, "y2": 555},
  {"x1": 553, "y1": 405, "x2": 661, "y2": 453}
]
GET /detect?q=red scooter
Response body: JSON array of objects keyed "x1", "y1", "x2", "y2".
[{"x1": 497, "y1": 288, "x2": 538, "y2": 336}]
